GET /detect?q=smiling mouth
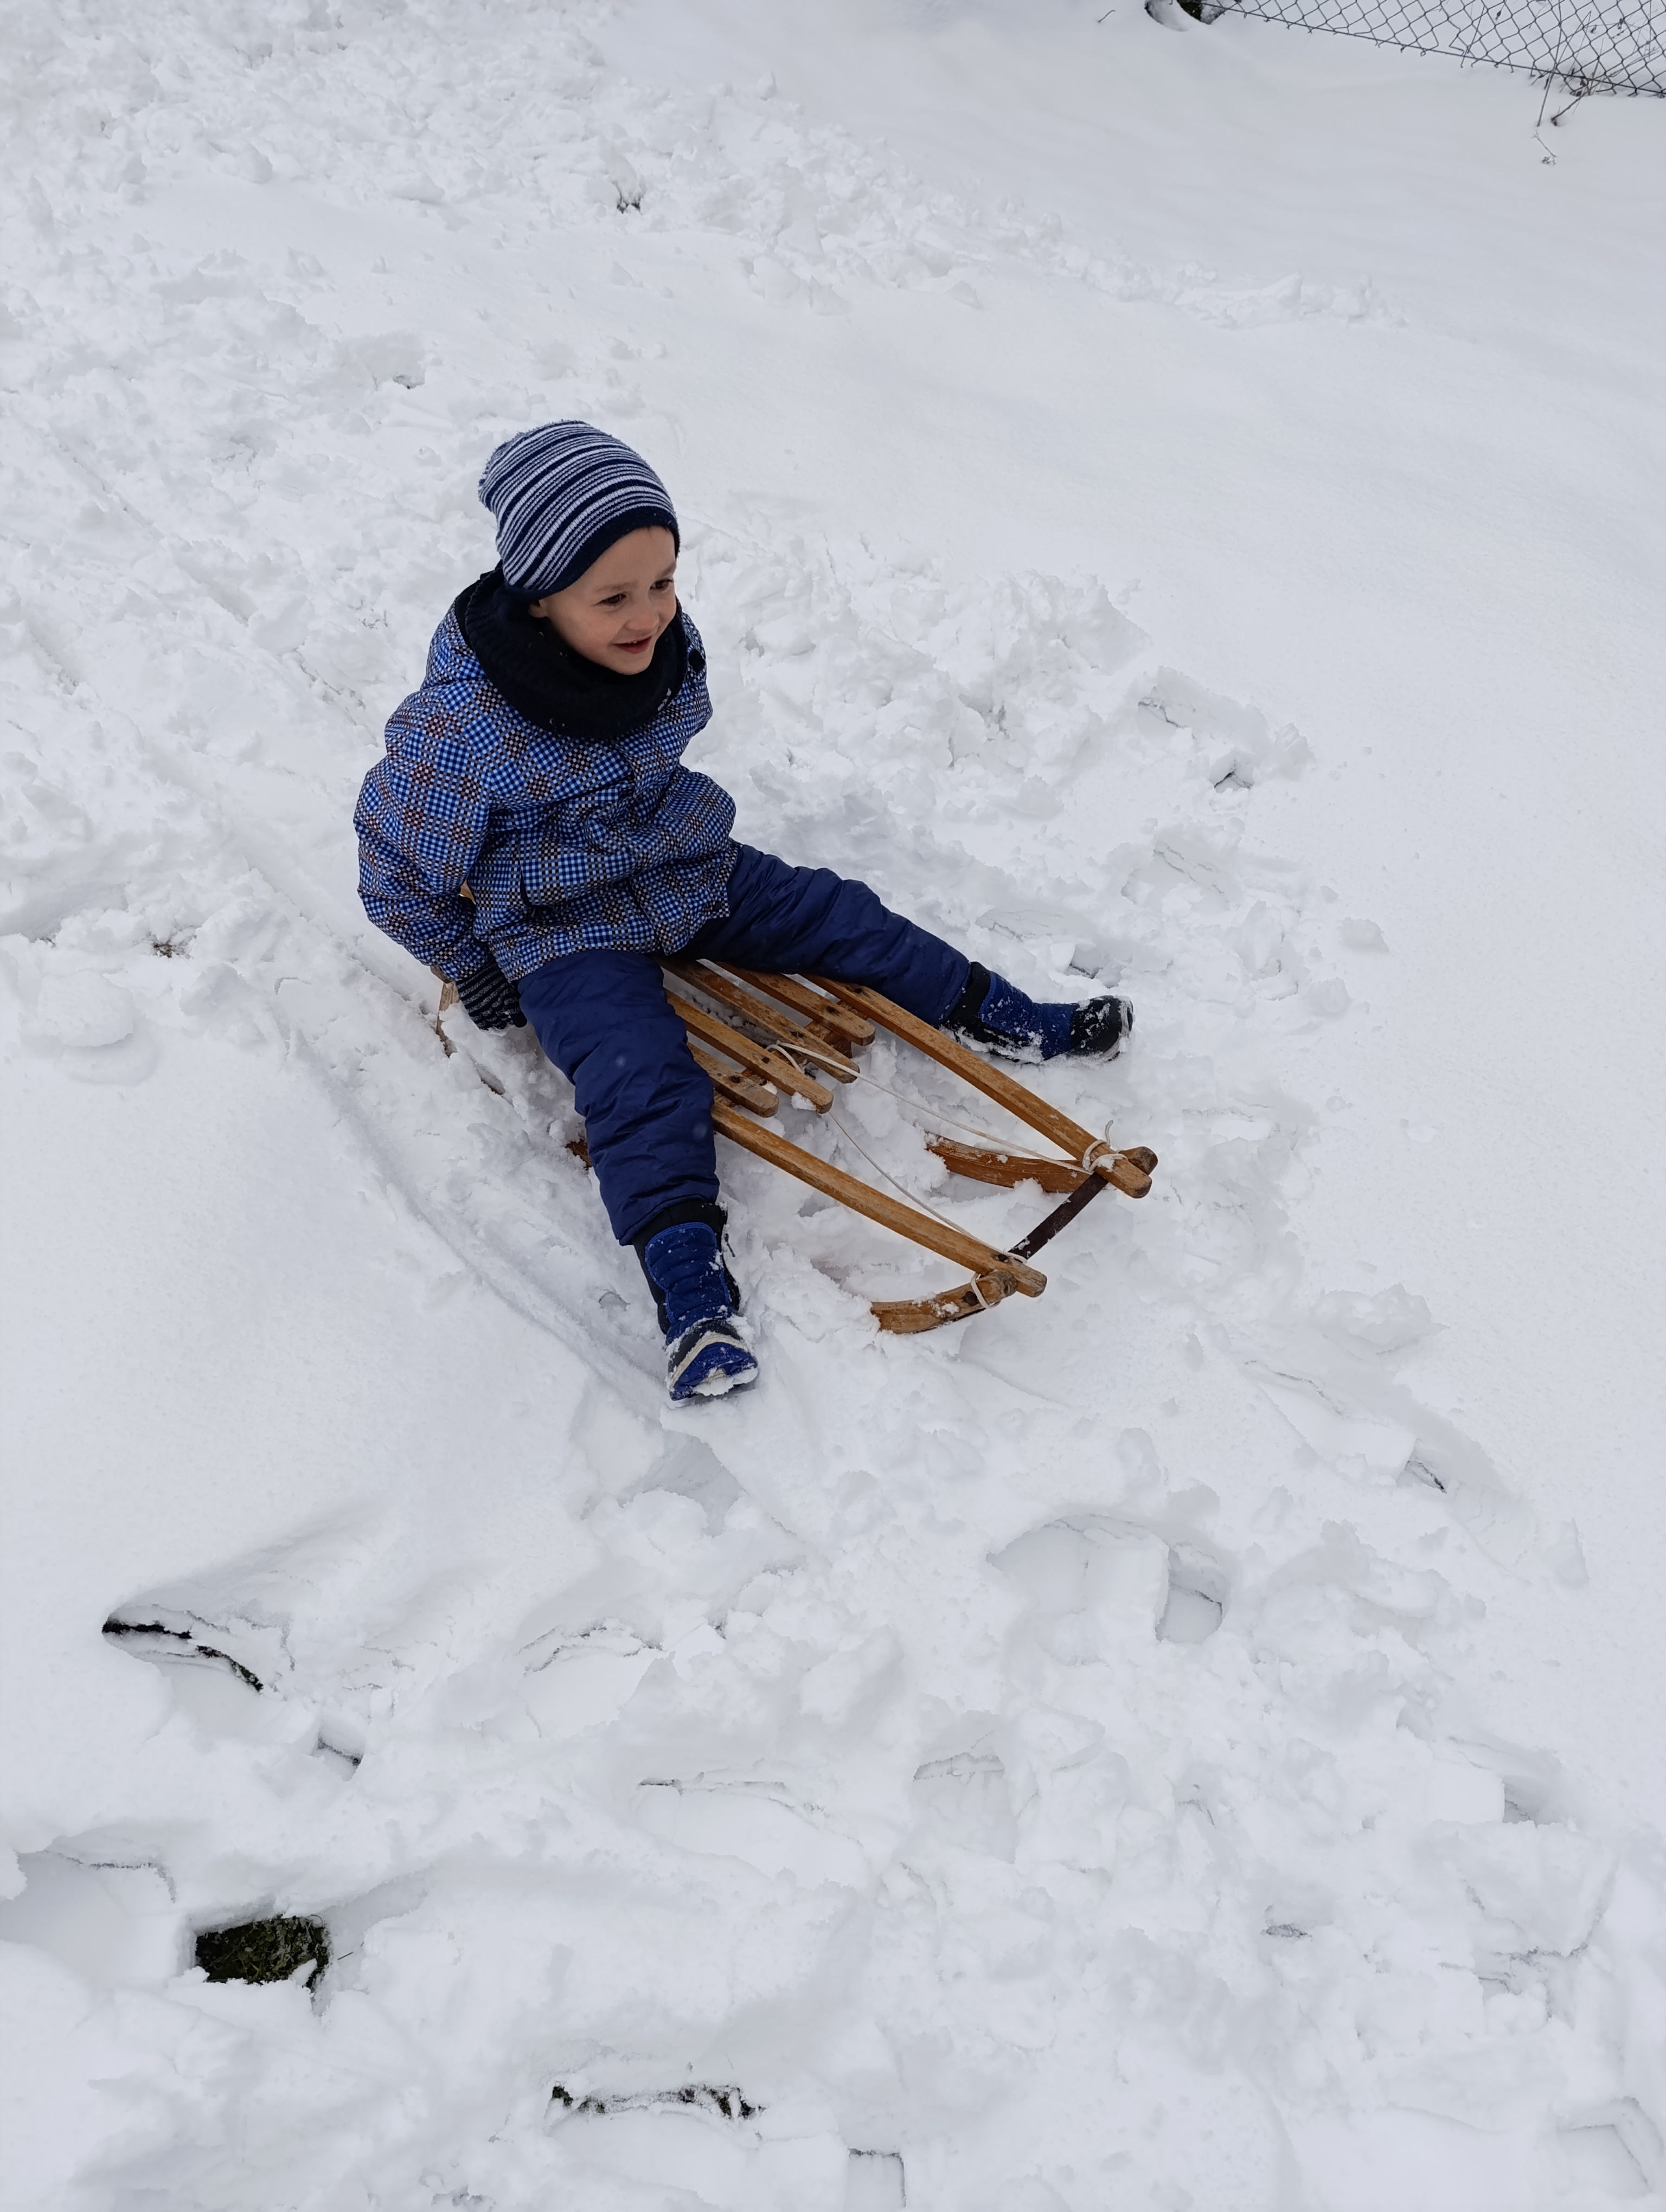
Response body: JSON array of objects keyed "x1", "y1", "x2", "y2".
[{"x1": 617, "y1": 636, "x2": 653, "y2": 654}]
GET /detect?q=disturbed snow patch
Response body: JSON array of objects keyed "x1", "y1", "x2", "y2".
[
  {"x1": 0, "y1": 2, "x2": 1646, "y2": 2207},
  {"x1": 3, "y1": 478, "x2": 1632, "y2": 2197}
]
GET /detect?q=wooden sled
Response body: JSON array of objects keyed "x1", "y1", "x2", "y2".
[
  {"x1": 440, "y1": 953, "x2": 1156, "y2": 1334},
  {"x1": 661, "y1": 961, "x2": 1157, "y2": 1334}
]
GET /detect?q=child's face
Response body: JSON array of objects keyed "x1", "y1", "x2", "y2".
[{"x1": 529, "y1": 526, "x2": 678, "y2": 674}]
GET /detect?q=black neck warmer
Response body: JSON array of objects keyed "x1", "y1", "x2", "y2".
[{"x1": 455, "y1": 567, "x2": 689, "y2": 743}]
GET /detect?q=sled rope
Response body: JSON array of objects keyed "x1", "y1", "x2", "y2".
[
  {"x1": 845, "y1": 1064, "x2": 1070, "y2": 1169},
  {"x1": 749, "y1": 1030, "x2": 1024, "y2": 1159},
  {"x1": 826, "y1": 1106, "x2": 962, "y2": 1232},
  {"x1": 765, "y1": 1027, "x2": 1072, "y2": 1213}
]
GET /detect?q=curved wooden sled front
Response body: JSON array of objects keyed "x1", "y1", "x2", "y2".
[{"x1": 656, "y1": 963, "x2": 1157, "y2": 1335}]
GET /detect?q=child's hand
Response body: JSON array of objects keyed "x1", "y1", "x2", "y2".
[{"x1": 456, "y1": 956, "x2": 527, "y2": 1032}]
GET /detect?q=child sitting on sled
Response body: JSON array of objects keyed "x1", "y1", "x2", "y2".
[{"x1": 356, "y1": 422, "x2": 1131, "y2": 1403}]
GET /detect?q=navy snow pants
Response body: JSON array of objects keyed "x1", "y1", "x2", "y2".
[{"x1": 518, "y1": 844, "x2": 970, "y2": 1245}]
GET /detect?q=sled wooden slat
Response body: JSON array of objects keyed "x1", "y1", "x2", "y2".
[
  {"x1": 719, "y1": 968, "x2": 876, "y2": 1051},
  {"x1": 685, "y1": 1041, "x2": 779, "y2": 1117},
  {"x1": 711, "y1": 1099, "x2": 1046, "y2": 1298},
  {"x1": 666, "y1": 989, "x2": 835, "y2": 1111},
  {"x1": 662, "y1": 960, "x2": 860, "y2": 1082}
]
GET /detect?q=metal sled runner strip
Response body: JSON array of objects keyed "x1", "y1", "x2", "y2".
[{"x1": 1011, "y1": 1169, "x2": 1115, "y2": 1259}]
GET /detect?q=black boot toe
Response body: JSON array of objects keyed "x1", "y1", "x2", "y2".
[{"x1": 1065, "y1": 995, "x2": 1132, "y2": 1060}]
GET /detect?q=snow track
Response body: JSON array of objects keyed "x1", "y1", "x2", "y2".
[{"x1": 2, "y1": 3, "x2": 1661, "y2": 2208}]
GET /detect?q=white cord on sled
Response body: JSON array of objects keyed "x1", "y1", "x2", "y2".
[
  {"x1": 847, "y1": 1065, "x2": 1072, "y2": 1171},
  {"x1": 826, "y1": 1107, "x2": 963, "y2": 1231},
  {"x1": 764, "y1": 1027, "x2": 1080, "y2": 1207}
]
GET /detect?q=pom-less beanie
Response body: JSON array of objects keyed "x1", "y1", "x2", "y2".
[{"x1": 479, "y1": 421, "x2": 678, "y2": 600}]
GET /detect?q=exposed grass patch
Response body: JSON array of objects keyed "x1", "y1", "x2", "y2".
[{"x1": 196, "y1": 1916, "x2": 330, "y2": 1988}]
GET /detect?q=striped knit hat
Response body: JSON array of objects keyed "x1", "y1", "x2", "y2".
[{"x1": 479, "y1": 421, "x2": 679, "y2": 601}]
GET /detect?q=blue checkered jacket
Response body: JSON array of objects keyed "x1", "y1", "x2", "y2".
[{"x1": 355, "y1": 607, "x2": 736, "y2": 981}]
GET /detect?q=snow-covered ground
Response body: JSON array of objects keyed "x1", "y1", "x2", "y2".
[{"x1": 2, "y1": 1, "x2": 1662, "y2": 2205}]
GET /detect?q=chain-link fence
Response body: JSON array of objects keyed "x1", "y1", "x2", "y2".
[{"x1": 1214, "y1": 0, "x2": 1665, "y2": 94}]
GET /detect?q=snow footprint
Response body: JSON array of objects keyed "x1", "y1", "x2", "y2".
[{"x1": 994, "y1": 1514, "x2": 1231, "y2": 1656}]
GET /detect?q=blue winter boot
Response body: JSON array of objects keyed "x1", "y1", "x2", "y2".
[
  {"x1": 944, "y1": 962, "x2": 1132, "y2": 1063},
  {"x1": 636, "y1": 1212, "x2": 758, "y2": 1404}
]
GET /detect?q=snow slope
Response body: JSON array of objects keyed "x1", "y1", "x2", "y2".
[{"x1": 1, "y1": 2, "x2": 1662, "y2": 2207}]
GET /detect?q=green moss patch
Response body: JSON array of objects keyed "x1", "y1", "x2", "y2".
[{"x1": 195, "y1": 1915, "x2": 330, "y2": 1988}]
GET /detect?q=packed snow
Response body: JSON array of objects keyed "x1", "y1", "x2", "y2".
[{"x1": 2, "y1": 1, "x2": 1663, "y2": 2207}]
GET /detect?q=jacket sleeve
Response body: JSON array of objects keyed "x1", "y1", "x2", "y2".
[{"x1": 354, "y1": 695, "x2": 493, "y2": 981}]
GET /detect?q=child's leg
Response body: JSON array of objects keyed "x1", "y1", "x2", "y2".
[
  {"x1": 686, "y1": 845, "x2": 1131, "y2": 1063},
  {"x1": 683, "y1": 846, "x2": 970, "y2": 1023},
  {"x1": 518, "y1": 949, "x2": 719, "y2": 1245}
]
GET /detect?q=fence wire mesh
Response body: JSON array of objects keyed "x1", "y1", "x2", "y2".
[{"x1": 1219, "y1": 0, "x2": 1665, "y2": 93}]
